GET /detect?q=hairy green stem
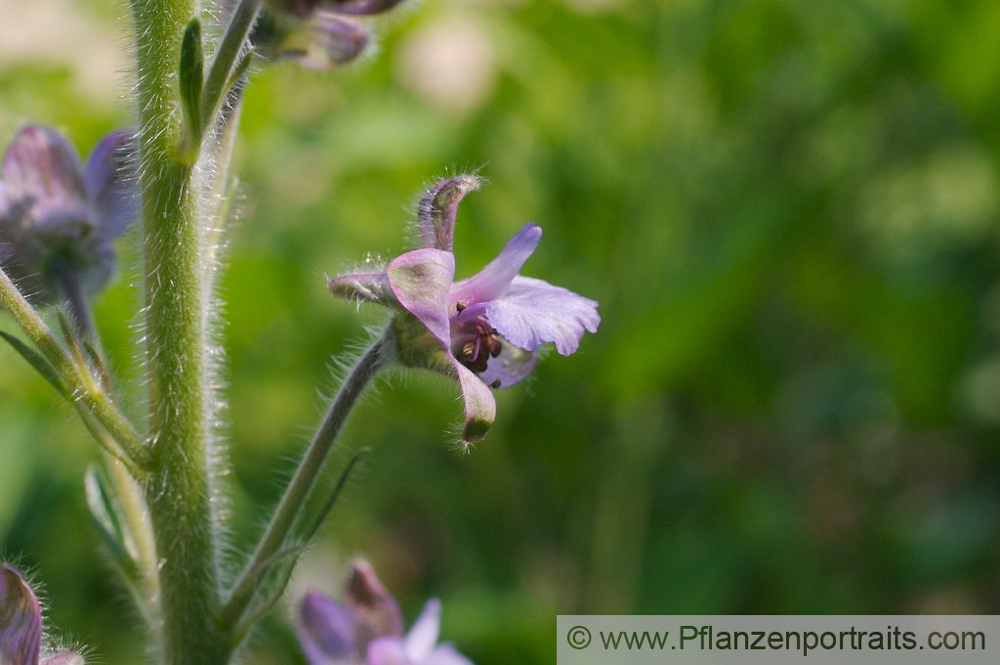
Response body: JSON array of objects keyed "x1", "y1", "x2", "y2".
[
  {"x1": 220, "y1": 337, "x2": 388, "y2": 631},
  {"x1": 130, "y1": 1, "x2": 231, "y2": 663}
]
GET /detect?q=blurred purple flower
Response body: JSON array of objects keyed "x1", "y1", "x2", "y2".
[
  {"x1": 269, "y1": 0, "x2": 405, "y2": 17},
  {"x1": 257, "y1": 0, "x2": 407, "y2": 70},
  {"x1": 275, "y1": 12, "x2": 370, "y2": 71},
  {"x1": 0, "y1": 125, "x2": 136, "y2": 304},
  {"x1": 0, "y1": 565, "x2": 84, "y2": 665},
  {"x1": 330, "y1": 175, "x2": 600, "y2": 442},
  {"x1": 298, "y1": 561, "x2": 471, "y2": 665}
]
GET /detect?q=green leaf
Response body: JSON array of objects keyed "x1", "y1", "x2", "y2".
[
  {"x1": 84, "y1": 466, "x2": 139, "y2": 576},
  {"x1": 234, "y1": 449, "x2": 368, "y2": 638},
  {"x1": 180, "y1": 18, "x2": 205, "y2": 159},
  {"x1": 223, "y1": 48, "x2": 254, "y2": 104},
  {"x1": 0, "y1": 330, "x2": 70, "y2": 398},
  {"x1": 294, "y1": 447, "x2": 368, "y2": 547}
]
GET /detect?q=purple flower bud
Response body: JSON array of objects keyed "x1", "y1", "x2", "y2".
[
  {"x1": 279, "y1": 13, "x2": 371, "y2": 71},
  {"x1": 0, "y1": 126, "x2": 137, "y2": 305},
  {"x1": 344, "y1": 561, "x2": 404, "y2": 653},
  {"x1": 252, "y1": 9, "x2": 371, "y2": 70},
  {"x1": 0, "y1": 565, "x2": 84, "y2": 665},
  {"x1": 269, "y1": 0, "x2": 406, "y2": 18},
  {"x1": 297, "y1": 562, "x2": 472, "y2": 665},
  {"x1": 329, "y1": 176, "x2": 599, "y2": 443}
]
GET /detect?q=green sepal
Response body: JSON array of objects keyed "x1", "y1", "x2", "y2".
[
  {"x1": 179, "y1": 18, "x2": 205, "y2": 161},
  {"x1": 0, "y1": 330, "x2": 70, "y2": 398},
  {"x1": 85, "y1": 466, "x2": 140, "y2": 576}
]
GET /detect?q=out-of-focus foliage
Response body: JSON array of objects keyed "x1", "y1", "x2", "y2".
[{"x1": 3, "y1": 0, "x2": 1000, "y2": 663}]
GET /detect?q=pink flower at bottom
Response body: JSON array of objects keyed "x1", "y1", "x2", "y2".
[{"x1": 298, "y1": 561, "x2": 472, "y2": 665}]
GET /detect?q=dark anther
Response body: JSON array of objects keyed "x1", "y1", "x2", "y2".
[{"x1": 453, "y1": 314, "x2": 503, "y2": 375}]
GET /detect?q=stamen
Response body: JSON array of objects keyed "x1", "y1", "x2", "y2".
[{"x1": 452, "y1": 313, "x2": 503, "y2": 375}]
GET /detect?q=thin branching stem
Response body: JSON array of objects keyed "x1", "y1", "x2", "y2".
[
  {"x1": 0, "y1": 265, "x2": 149, "y2": 470},
  {"x1": 220, "y1": 337, "x2": 389, "y2": 630}
]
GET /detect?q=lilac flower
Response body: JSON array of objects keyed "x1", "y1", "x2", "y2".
[
  {"x1": 298, "y1": 561, "x2": 472, "y2": 665},
  {"x1": 330, "y1": 175, "x2": 600, "y2": 442},
  {"x1": 0, "y1": 565, "x2": 84, "y2": 665},
  {"x1": 0, "y1": 125, "x2": 136, "y2": 305}
]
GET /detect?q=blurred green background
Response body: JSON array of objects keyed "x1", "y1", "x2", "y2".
[{"x1": 3, "y1": 0, "x2": 1000, "y2": 662}]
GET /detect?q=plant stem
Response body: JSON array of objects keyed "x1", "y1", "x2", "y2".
[
  {"x1": 220, "y1": 337, "x2": 388, "y2": 631},
  {"x1": 130, "y1": 0, "x2": 231, "y2": 662},
  {"x1": 0, "y1": 266, "x2": 149, "y2": 469}
]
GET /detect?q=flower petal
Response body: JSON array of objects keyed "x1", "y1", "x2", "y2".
[
  {"x1": 366, "y1": 636, "x2": 407, "y2": 665},
  {"x1": 2, "y1": 126, "x2": 89, "y2": 229},
  {"x1": 449, "y1": 223, "x2": 541, "y2": 308},
  {"x1": 0, "y1": 565, "x2": 42, "y2": 665},
  {"x1": 298, "y1": 591, "x2": 356, "y2": 664},
  {"x1": 416, "y1": 176, "x2": 479, "y2": 252},
  {"x1": 83, "y1": 130, "x2": 138, "y2": 241},
  {"x1": 485, "y1": 275, "x2": 599, "y2": 355},
  {"x1": 403, "y1": 599, "x2": 441, "y2": 663},
  {"x1": 387, "y1": 248, "x2": 455, "y2": 347},
  {"x1": 452, "y1": 358, "x2": 496, "y2": 442},
  {"x1": 0, "y1": 180, "x2": 9, "y2": 219},
  {"x1": 425, "y1": 644, "x2": 474, "y2": 665},
  {"x1": 479, "y1": 338, "x2": 536, "y2": 388}
]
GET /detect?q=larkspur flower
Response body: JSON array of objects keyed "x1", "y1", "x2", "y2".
[
  {"x1": 0, "y1": 125, "x2": 136, "y2": 305},
  {"x1": 330, "y1": 175, "x2": 600, "y2": 442},
  {"x1": 298, "y1": 561, "x2": 471, "y2": 665},
  {"x1": 0, "y1": 565, "x2": 84, "y2": 665}
]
